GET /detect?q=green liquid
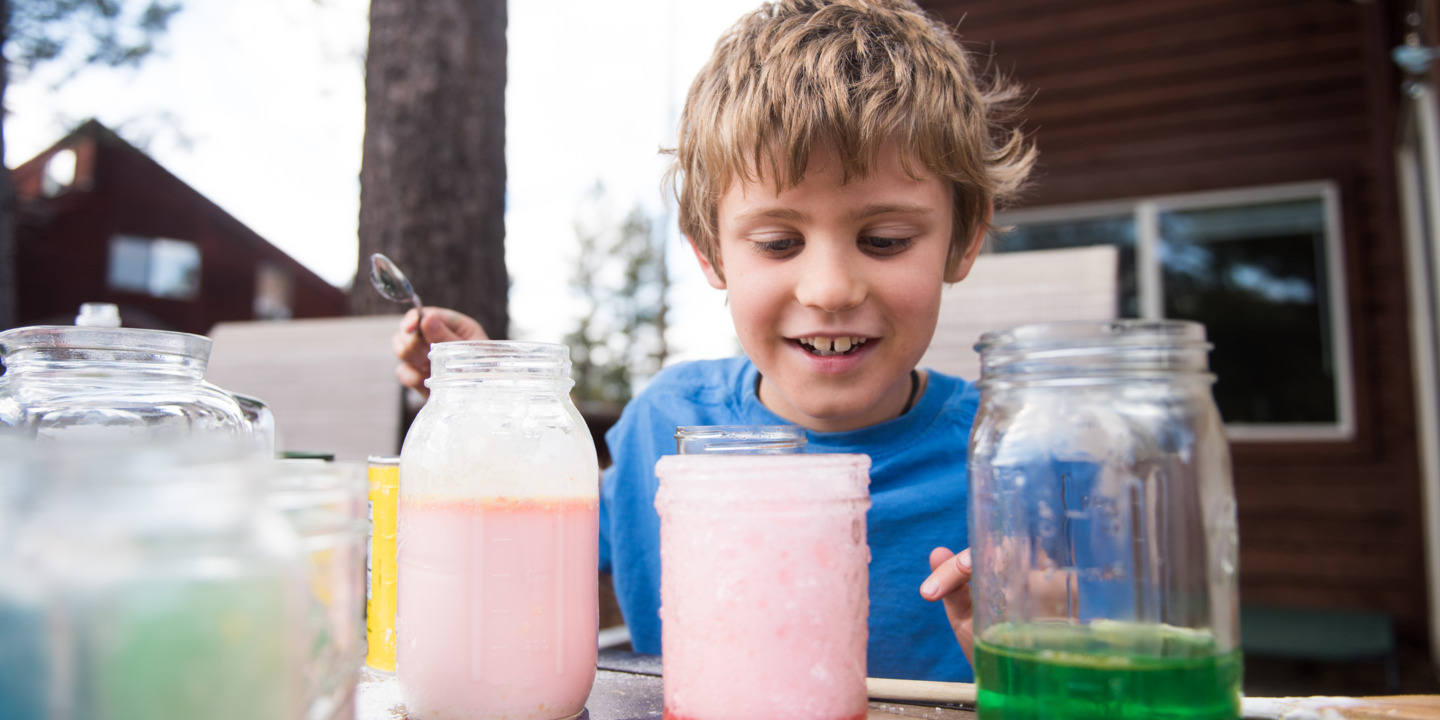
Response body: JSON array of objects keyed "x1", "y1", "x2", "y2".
[
  {"x1": 974, "y1": 622, "x2": 1242, "y2": 720},
  {"x1": 74, "y1": 571, "x2": 291, "y2": 720}
]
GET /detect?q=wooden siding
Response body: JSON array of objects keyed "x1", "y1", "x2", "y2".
[
  {"x1": 917, "y1": 0, "x2": 1430, "y2": 640},
  {"x1": 9, "y1": 120, "x2": 346, "y2": 335}
]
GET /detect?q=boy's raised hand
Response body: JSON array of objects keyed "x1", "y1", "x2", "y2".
[
  {"x1": 920, "y1": 546, "x2": 976, "y2": 663},
  {"x1": 392, "y1": 307, "x2": 488, "y2": 398}
]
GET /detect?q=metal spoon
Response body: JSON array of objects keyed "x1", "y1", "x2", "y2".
[{"x1": 369, "y1": 253, "x2": 425, "y2": 340}]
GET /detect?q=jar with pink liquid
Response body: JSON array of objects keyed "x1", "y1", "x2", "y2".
[
  {"x1": 398, "y1": 341, "x2": 599, "y2": 720},
  {"x1": 654, "y1": 453, "x2": 872, "y2": 720}
]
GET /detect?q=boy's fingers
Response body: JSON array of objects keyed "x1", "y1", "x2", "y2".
[
  {"x1": 920, "y1": 546, "x2": 972, "y2": 600},
  {"x1": 395, "y1": 362, "x2": 430, "y2": 399},
  {"x1": 392, "y1": 327, "x2": 431, "y2": 372},
  {"x1": 419, "y1": 308, "x2": 488, "y2": 343}
]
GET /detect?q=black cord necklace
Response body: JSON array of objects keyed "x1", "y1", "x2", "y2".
[{"x1": 899, "y1": 368, "x2": 920, "y2": 416}]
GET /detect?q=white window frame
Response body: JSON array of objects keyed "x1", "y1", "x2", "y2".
[{"x1": 996, "y1": 181, "x2": 1355, "y2": 443}]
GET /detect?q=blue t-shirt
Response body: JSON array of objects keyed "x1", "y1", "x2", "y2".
[{"x1": 599, "y1": 356, "x2": 979, "y2": 682}]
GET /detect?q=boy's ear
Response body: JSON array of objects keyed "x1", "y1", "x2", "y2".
[
  {"x1": 689, "y1": 236, "x2": 727, "y2": 289},
  {"x1": 945, "y1": 201, "x2": 994, "y2": 284}
]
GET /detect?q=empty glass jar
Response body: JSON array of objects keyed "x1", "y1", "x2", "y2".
[
  {"x1": 0, "y1": 325, "x2": 263, "y2": 447},
  {"x1": 968, "y1": 320, "x2": 1241, "y2": 720},
  {"x1": 266, "y1": 459, "x2": 368, "y2": 720}
]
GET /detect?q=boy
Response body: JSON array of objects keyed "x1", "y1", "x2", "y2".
[{"x1": 393, "y1": 0, "x2": 1034, "y2": 681}]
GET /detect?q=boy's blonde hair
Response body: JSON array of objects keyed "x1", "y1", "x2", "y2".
[{"x1": 669, "y1": 0, "x2": 1036, "y2": 278}]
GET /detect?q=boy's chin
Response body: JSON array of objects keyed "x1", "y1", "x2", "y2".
[{"x1": 765, "y1": 387, "x2": 900, "y2": 433}]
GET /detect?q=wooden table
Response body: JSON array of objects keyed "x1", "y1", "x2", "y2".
[
  {"x1": 355, "y1": 650, "x2": 976, "y2": 720},
  {"x1": 353, "y1": 652, "x2": 1440, "y2": 720}
]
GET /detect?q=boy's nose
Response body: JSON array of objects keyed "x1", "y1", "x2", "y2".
[{"x1": 794, "y1": 249, "x2": 867, "y2": 313}]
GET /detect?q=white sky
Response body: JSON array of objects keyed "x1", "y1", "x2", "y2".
[{"x1": 5, "y1": 0, "x2": 753, "y2": 364}]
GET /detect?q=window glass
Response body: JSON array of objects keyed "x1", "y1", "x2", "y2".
[
  {"x1": 993, "y1": 216, "x2": 1139, "y2": 317},
  {"x1": 254, "y1": 263, "x2": 293, "y2": 320},
  {"x1": 148, "y1": 238, "x2": 201, "y2": 299},
  {"x1": 107, "y1": 235, "x2": 151, "y2": 293},
  {"x1": 1160, "y1": 200, "x2": 1335, "y2": 424},
  {"x1": 993, "y1": 185, "x2": 1349, "y2": 439},
  {"x1": 107, "y1": 235, "x2": 201, "y2": 300}
]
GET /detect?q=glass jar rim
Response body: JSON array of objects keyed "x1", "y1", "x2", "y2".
[
  {"x1": 0, "y1": 325, "x2": 212, "y2": 363},
  {"x1": 427, "y1": 340, "x2": 572, "y2": 382},
  {"x1": 975, "y1": 320, "x2": 1214, "y2": 382},
  {"x1": 975, "y1": 319, "x2": 1210, "y2": 355}
]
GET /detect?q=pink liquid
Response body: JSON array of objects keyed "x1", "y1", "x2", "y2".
[
  {"x1": 397, "y1": 497, "x2": 598, "y2": 720},
  {"x1": 660, "y1": 504, "x2": 869, "y2": 720}
]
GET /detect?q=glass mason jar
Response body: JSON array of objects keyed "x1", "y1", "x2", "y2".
[
  {"x1": 654, "y1": 454, "x2": 871, "y2": 720},
  {"x1": 0, "y1": 326, "x2": 260, "y2": 446},
  {"x1": 2, "y1": 441, "x2": 307, "y2": 720},
  {"x1": 398, "y1": 341, "x2": 599, "y2": 720},
  {"x1": 266, "y1": 459, "x2": 368, "y2": 720},
  {"x1": 674, "y1": 424, "x2": 807, "y2": 454},
  {"x1": 0, "y1": 438, "x2": 46, "y2": 719},
  {"x1": 968, "y1": 320, "x2": 1241, "y2": 720}
]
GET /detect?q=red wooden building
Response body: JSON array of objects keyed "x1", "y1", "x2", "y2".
[
  {"x1": 915, "y1": 0, "x2": 1440, "y2": 684},
  {"x1": 8, "y1": 119, "x2": 346, "y2": 334}
]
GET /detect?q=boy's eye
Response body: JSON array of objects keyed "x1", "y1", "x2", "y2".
[
  {"x1": 861, "y1": 236, "x2": 913, "y2": 255},
  {"x1": 754, "y1": 238, "x2": 801, "y2": 256}
]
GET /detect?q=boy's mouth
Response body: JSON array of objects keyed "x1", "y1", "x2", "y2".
[{"x1": 795, "y1": 336, "x2": 869, "y2": 357}]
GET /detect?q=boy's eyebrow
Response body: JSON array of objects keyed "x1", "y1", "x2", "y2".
[
  {"x1": 850, "y1": 202, "x2": 936, "y2": 219},
  {"x1": 733, "y1": 203, "x2": 935, "y2": 223}
]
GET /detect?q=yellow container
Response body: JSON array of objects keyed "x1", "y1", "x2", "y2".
[{"x1": 365, "y1": 456, "x2": 400, "y2": 672}]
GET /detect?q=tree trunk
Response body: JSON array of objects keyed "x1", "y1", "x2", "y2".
[
  {"x1": 0, "y1": 0, "x2": 18, "y2": 331},
  {"x1": 351, "y1": 0, "x2": 508, "y2": 339}
]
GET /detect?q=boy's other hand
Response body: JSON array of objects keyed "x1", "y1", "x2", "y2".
[
  {"x1": 392, "y1": 307, "x2": 488, "y2": 398},
  {"x1": 920, "y1": 546, "x2": 975, "y2": 663}
]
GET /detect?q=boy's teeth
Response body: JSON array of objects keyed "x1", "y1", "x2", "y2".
[{"x1": 801, "y1": 336, "x2": 866, "y2": 356}]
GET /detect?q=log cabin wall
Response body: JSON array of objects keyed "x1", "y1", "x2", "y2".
[
  {"x1": 915, "y1": 0, "x2": 1431, "y2": 642},
  {"x1": 10, "y1": 120, "x2": 347, "y2": 335}
]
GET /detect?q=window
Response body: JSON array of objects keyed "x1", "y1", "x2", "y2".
[
  {"x1": 254, "y1": 263, "x2": 293, "y2": 320},
  {"x1": 992, "y1": 183, "x2": 1353, "y2": 441},
  {"x1": 107, "y1": 235, "x2": 202, "y2": 300},
  {"x1": 42, "y1": 148, "x2": 77, "y2": 197}
]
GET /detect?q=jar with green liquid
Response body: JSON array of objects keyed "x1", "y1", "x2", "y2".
[
  {"x1": 16, "y1": 442, "x2": 307, "y2": 720},
  {"x1": 969, "y1": 321, "x2": 1241, "y2": 720}
]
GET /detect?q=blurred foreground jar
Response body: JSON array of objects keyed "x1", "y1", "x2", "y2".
[
  {"x1": 0, "y1": 441, "x2": 307, "y2": 720},
  {"x1": 0, "y1": 325, "x2": 267, "y2": 449},
  {"x1": 968, "y1": 320, "x2": 1241, "y2": 720},
  {"x1": 267, "y1": 459, "x2": 368, "y2": 720},
  {"x1": 0, "y1": 439, "x2": 46, "y2": 719},
  {"x1": 398, "y1": 341, "x2": 599, "y2": 720},
  {"x1": 655, "y1": 454, "x2": 871, "y2": 720}
]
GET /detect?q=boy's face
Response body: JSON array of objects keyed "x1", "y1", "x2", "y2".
[{"x1": 694, "y1": 143, "x2": 985, "y2": 433}]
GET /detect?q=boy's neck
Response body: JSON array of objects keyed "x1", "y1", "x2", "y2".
[{"x1": 755, "y1": 368, "x2": 927, "y2": 433}]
